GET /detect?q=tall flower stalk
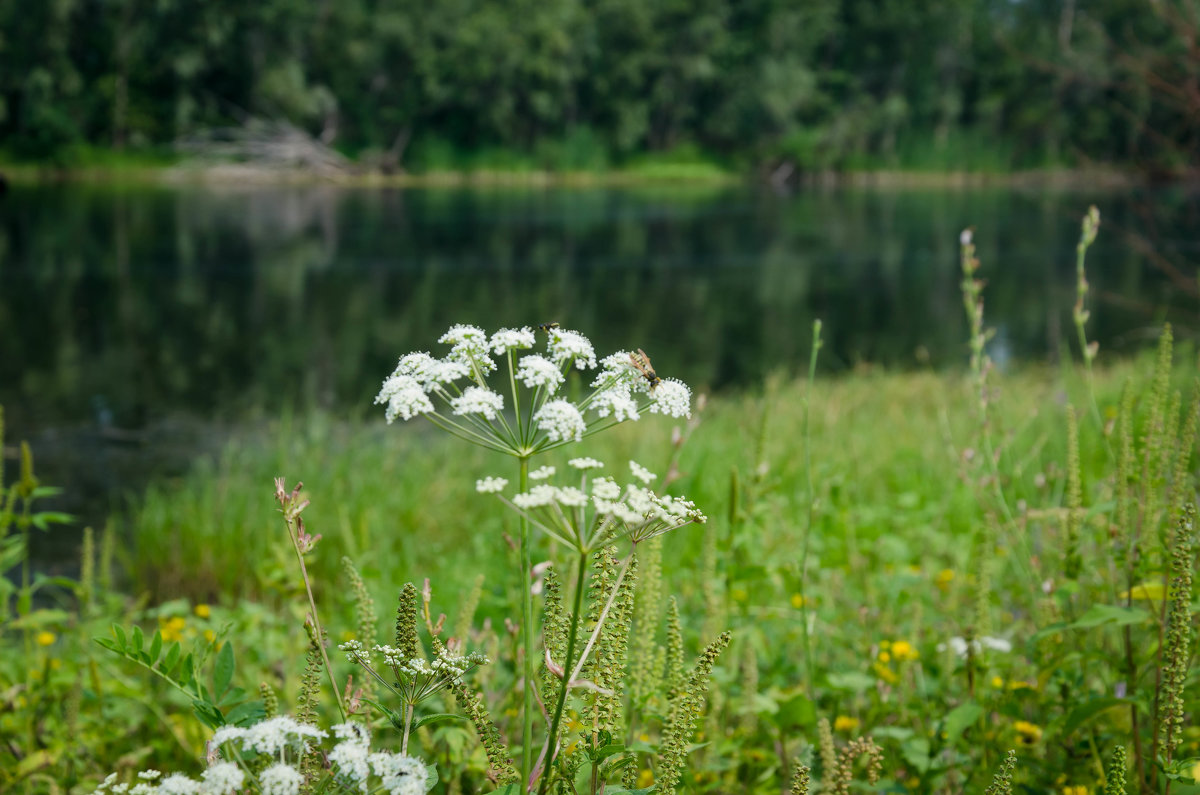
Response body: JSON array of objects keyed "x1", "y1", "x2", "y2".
[{"x1": 376, "y1": 325, "x2": 692, "y2": 789}]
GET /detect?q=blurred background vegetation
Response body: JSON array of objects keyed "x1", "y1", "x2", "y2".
[{"x1": 2, "y1": 0, "x2": 1198, "y2": 175}]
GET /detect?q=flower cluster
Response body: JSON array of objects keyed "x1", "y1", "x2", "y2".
[
  {"x1": 339, "y1": 640, "x2": 489, "y2": 706},
  {"x1": 94, "y1": 718, "x2": 430, "y2": 795},
  {"x1": 478, "y1": 459, "x2": 705, "y2": 552},
  {"x1": 375, "y1": 325, "x2": 691, "y2": 456}
]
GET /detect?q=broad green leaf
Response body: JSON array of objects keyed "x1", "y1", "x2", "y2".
[
  {"x1": 424, "y1": 764, "x2": 439, "y2": 791},
  {"x1": 30, "y1": 511, "x2": 74, "y2": 530},
  {"x1": 131, "y1": 625, "x2": 144, "y2": 651},
  {"x1": 224, "y1": 701, "x2": 267, "y2": 727},
  {"x1": 941, "y1": 701, "x2": 983, "y2": 744},
  {"x1": 412, "y1": 712, "x2": 468, "y2": 730},
  {"x1": 1061, "y1": 697, "x2": 1135, "y2": 737},
  {"x1": 112, "y1": 624, "x2": 126, "y2": 648},
  {"x1": 213, "y1": 640, "x2": 235, "y2": 696},
  {"x1": 1067, "y1": 604, "x2": 1150, "y2": 630},
  {"x1": 149, "y1": 630, "x2": 163, "y2": 662},
  {"x1": 162, "y1": 642, "x2": 181, "y2": 674}
]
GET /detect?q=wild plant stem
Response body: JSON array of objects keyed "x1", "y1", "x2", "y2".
[
  {"x1": 538, "y1": 550, "x2": 590, "y2": 795},
  {"x1": 285, "y1": 518, "x2": 347, "y2": 722},
  {"x1": 519, "y1": 455, "x2": 534, "y2": 791},
  {"x1": 797, "y1": 319, "x2": 821, "y2": 697},
  {"x1": 402, "y1": 702, "x2": 414, "y2": 754}
]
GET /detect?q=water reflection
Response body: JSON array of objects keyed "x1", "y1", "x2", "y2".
[{"x1": 1, "y1": 183, "x2": 1193, "y2": 440}]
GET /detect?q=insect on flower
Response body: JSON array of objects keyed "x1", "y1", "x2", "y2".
[
  {"x1": 537, "y1": 321, "x2": 560, "y2": 333},
  {"x1": 629, "y1": 348, "x2": 662, "y2": 391}
]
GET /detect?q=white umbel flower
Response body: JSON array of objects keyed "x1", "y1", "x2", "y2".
[
  {"x1": 259, "y1": 763, "x2": 304, "y2": 795},
  {"x1": 329, "y1": 724, "x2": 372, "y2": 791},
  {"x1": 547, "y1": 329, "x2": 597, "y2": 370},
  {"x1": 369, "y1": 753, "x2": 427, "y2": 795},
  {"x1": 591, "y1": 351, "x2": 639, "y2": 389},
  {"x1": 516, "y1": 354, "x2": 565, "y2": 392},
  {"x1": 156, "y1": 775, "x2": 201, "y2": 795},
  {"x1": 450, "y1": 387, "x2": 504, "y2": 420},
  {"x1": 490, "y1": 327, "x2": 536, "y2": 354},
  {"x1": 629, "y1": 460, "x2": 657, "y2": 484},
  {"x1": 200, "y1": 762, "x2": 244, "y2": 795},
  {"x1": 440, "y1": 324, "x2": 496, "y2": 374},
  {"x1": 533, "y1": 399, "x2": 586, "y2": 443},
  {"x1": 512, "y1": 485, "x2": 560, "y2": 509},
  {"x1": 568, "y1": 457, "x2": 604, "y2": 470},
  {"x1": 475, "y1": 476, "x2": 509, "y2": 493},
  {"x1": 529, "y1": 466, "x2": 556, "y2": 480},
  {"x1": 377, "y1": 375, "x2": 435, "y2": 423},
  {"x1": 649, "y1": 378, "x2": 691, "y2": 418},
  {"x1": 554, "y1": 487, "x2": 588, "y2": 507},
  {"x1": 591, "y1": 388, "x2": 640, "y2": 422},
  {"x1": 242, "y1": 716, "x2": 327, "y2": 756}
]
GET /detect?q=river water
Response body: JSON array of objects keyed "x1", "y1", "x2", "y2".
[{"x1": 1, "y1": 182, "x2": 1195, "y2": 542}]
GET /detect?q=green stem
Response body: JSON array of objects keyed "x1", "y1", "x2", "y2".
[
  {"x1": 797, "y1": 320, "x2": 821, "y2": 697},
  {"x1": 519, "y1": 455, "x2": 534, "y2": 791},
  {"x1": 286, "y1": 519, "x2": 347, "y2": 722},
  {"x1": 402, "y1": 702, "x2": 414, "y2": 754},
  {"x1": 538, "y1": 550, "x2": 590, "y2": 795}
]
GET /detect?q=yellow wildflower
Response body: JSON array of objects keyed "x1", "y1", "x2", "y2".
[
  {"x1": 161, "y1": 616, "x2": 187, "y2": 642},
  {"x1": 49, "y1": 658, "x2": 61, "y2": 670},
  {"x1": 732, "y1": 588, "x2": 748, "y2": 602},
  {"x1": 637, "y1": 770, "x2": 654, "y2": 789},
  {"x1": 891, "y1": 640, "x2": 919, "y2": 661},
  {"x1": 936, "y1": 569, "x2": 955, "y2": 592},
  {"x1": 1191, "y1": 761, "x2": 1200, "y2": 782},
  {"x1": 873, "y1": 662, "x2": 899, "y2": 685},
  {"x1": 790, "y1": 593, "x2": 806, "y2": 608},
  {"x1": 834, "y1": 715, "x2": 859, "y2": 732},
  {"x1": 1061, "y1": 786, "x2": 1089, "y2": 795},
  {"x1": 1013, "y1": 720, "x2": 1043, "y2": 744},
  {"x1": 991, "y1": 676, "x2": 1005, "y2": 689},
  {"x1": 35, "y1": 631, "x2": 57, "y2": 647},
  {"x1": 878, "y1": 651, "x2": 891, "y2": 663},
  {"x1": 193, "y1": 604, "x2": 211, "y2": 619}
]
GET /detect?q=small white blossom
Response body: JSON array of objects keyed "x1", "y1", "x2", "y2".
[
  {"x1": 200, "y1": 762, "x2": 244, "y2": 795},
  {"x1": 438, "y1": 324, "x2": 487, "y2": 347},
  {"x1": 259, "y1": 763, "x2": 304, "y2": 795},
  {"x1": 374, "y1": 644, "x2": 407, "y2": 667},
  {"x1": 516, "y1": 354, "x2": 565, "y2": 392},
  {"x1": 376, "y1": 375, "x2": 435, "y2": 423},
  {"x1": 529, "y1": 466, "x2": 556, "y2": 480},
  {"x1": 440, "y1": 324, "x2": 496, "y2": 374},
  {"x1": 137, "y1": 771, "x2": 162, "y2": 781},
  {"x1": 340, "y1": 639, "x2": 369, "y2": 663},
  {"x1": 512, "y1": 485, "x2": 560, "y2": 509},
  {"x1": 369, "y1": 753, "x2": 427, "y2": 795},
  {"x1": 591, "y1": 351, "x2": 639, "y2": 388},
  {"x1": 475, "y1": 476, "x2": 509, "y2": 493},
  {"x1": 943, "y1": 636, "x2": 1013, "y2": 657},
  {"x1": 649, "y1": 378, "x2": 691, "y2": 418},
  {"x1": 242, "y1": 716, "x2": 327, "y2": 756},
  {"x1": 450, "y1": 387, "x2": 504, "y2": 420},
  {"x1": 534, "y1": 399, "x2": 586, "y2": 443},
  {"x1": 591, "y1": 388, "x2": 640, "y2": 422},
  {"x1": 329, "y1": 724, "x2": 372, "y2": 791},
  {"x1": 209, "y1": 726, "x2": 248, "y2": 747},
  {"x1": 490, "y1": 327, "x2": 536, "y2": 354},
  {"x1": 555, "y1": 487, "x2": 588, "y2": 507},
  {"x1": 629, "y1": 461, "x2": 657, "y2": 484},
  {"x1": 547, "y1": 329, "x2": 597, "y2": 370},
  {"x1": 591, "y1": 477, "x2": 621, "y2": 501},
  {"x1": 568, "y1": 457, "x2": 604, "y2": 470},
  {"x1": 156, "y1": 774, "x2": 201, "y2": 795}
]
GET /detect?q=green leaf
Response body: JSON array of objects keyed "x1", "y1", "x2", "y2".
[
  {"x1": 131, "y1": 625, "x2": 144, "y2": 652},
  {"x1": 94, "y1": 637, "x2": 120, "y2": 653},
  {"x1": 31, "y1": 486, "x2": 63, "y2": 499},
  {"x1": 149, "y1": 630, "x2": 163, "y2": 662},
  {"x1": 589, "y1": 743, "x2": 625, "y2": 763},
  {"x1": 412, "y1": 712, "x2": 468, "y2": 730},
  {"x1": 161, "y1": 642, "x2": 181, "y2": 675},
  {"x1": 1062, "y1": 697, "x2": 1135, "y2": 737},
  {"x1": 825, "y1": 671, "x2": 875, "y2": 692},
  {"x1": 1066, "y1": 604, "x2": 1150, "y2": 630},
  {"x1": 224, "y1": 701, "x2": 267, "y2": 727},
  {"x1": 424, "y1": 763, "x2": 439, "y2": 792},
  {"x1": 30, "y1": 511, "x2": 74, "y2": 530},
  {"x1": 112, "y1": 624, "x2": 126, "y2": 649},
  {"x1": 213, "y1": 640, "x2": 235, "y2": 696},
  {"x1": 941, "y1": 701, "x2": 984, "y2": 744},
  {"x1": 474, "y1": 786, "x2": 519, "y2": 795}
]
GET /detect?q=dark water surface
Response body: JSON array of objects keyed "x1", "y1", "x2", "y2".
[{"x1": 1, "y1": 183, "x2": 1196, "y2": 539}]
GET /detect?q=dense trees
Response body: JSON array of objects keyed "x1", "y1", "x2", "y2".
[{"x1": 1, "y1": 0, "x2": 1196, "y2": 172}]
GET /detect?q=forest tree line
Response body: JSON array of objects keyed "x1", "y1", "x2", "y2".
[{"x1": 1, "y1": 0, "x2": 1197, "y2": 173}]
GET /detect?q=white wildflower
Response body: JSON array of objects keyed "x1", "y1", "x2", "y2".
[
  {"x1": 99, "y1": 773, "x2": 119, "y2": 791},
  {"x1": 629, "y1": 461, "x2": 657, "y2": 484},
  {"x1": 137, "y1": 771, "x2": 162, "y2": 781},
  {"x1": 516, "y1": 354, "x2": 565, "y2": 392},
  {"x1": 554, "y1": 487, "x2": 589, "y2": 507},
  {"x1": 339, "y1": 639, "x2": 369, "y2": 663},
  {"x1": 156, "y1": 774, "x2": 201, "y2": 795},
  {"x1": 329, "y1": 725, "x2": 372, "y2": 790},
  {"x1": 624, "y1": 485, "x2": 658, "y2": 516},
  {"x1": 591, "y1": 351, "x2": 639, "y2": 389},
  {"x1": 199, "y1": 762, "x2": 244, "y2": 795},
  {"x1": 490, "y1": 327, "x2": 536, "y2": 354},
  {"x1": 942, "y1": 636, "x2": 1013, "y2": 658},
  {"x1": 568, "y1": 457, "x2": 604, "y2": 470},
  {"x1": 369, "y1": 753, "x2": 427, "y2": 795},
  {"x1": 450, "y1": 386, "x2": 504, "y2": 420},
  {"x1": 475, "y1": 476, "x2": 509, "y2": 494},
  {"x1": 374, "y1": 644, "x2": 406, "y2": 667},
  {"x1": 649, "y1": 377, "x2": 691, "y2": 418},
  {"x1": 259, "y1": 763, "x2": 304, "y2": 795},
  {"x1": 512, "y1": 485, "x2": 560, "y2": 509},
  {"x1": 591, "y1": 477, "x2": 621, "y2": 501},
  {"x1": 376, "y1": 375, "x2": 435, "y2": 423},
  {"x1": 534, "y1": 399, "x2": 586, "y2": 443},
  {"x1": 591, "y1": 388, "x2": 640, "y2": 422},
  {"x1": 547, "y1": 329, "x2": 597, "y2": 370},
  {"x1": 529, "y1": 466, "x2": 556, "y2": 480},
  {"x1": 440, "y1": 324, "x2": 496, "y2": 374},
  {"x1": 242, "y1": 716, "x2": 326, "y2": 756},
  {"x1": 209, "y1": 726, "x2": 247, "y2": 747},
  {"x1": 111, "y1": 785, "x2": 130, "y2": 795},
  {"x1": 438, "y1": 324, "x2": 488, "y2": 347}
]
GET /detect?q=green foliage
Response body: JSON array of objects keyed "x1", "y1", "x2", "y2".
[{"x1": 2, "y1": 2, "x2": 1198, "y2": 173}]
